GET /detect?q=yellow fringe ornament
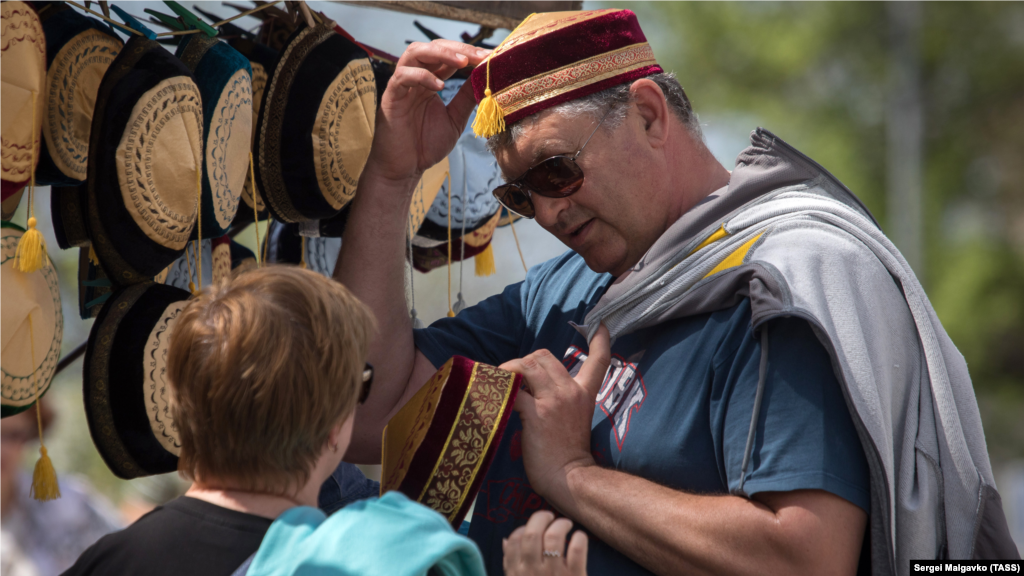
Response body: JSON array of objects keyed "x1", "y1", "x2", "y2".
[
  {"x1": 471, "y1": 14, "x2": 535, "y2": 138},
  {"x1": 474, "y1": 243, "x2": 496, "y2": 277},
  {"x1": 28, "y1": 315, "x2": 60, "y2": 501},
  {"x1": 15, "y1": 91, "x2": 45, "y2": 274},
  {"x1": 87, "y1": 245, "x2": 100, "y2": 266}
]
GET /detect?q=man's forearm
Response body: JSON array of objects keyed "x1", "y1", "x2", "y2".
[
  {"x1": 334, "y1": 168, "x2": 420, "y2": 462},
  {"x1": 554, "y1": 465, "x2": 863, "y2": 576}
]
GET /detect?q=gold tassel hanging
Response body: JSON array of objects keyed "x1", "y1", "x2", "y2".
[
  {"x1": 28, "y1": 316, "x2": 60, "y2": 501},
  {"x1": 15, "y1": 91, "x2": 45, "y2": 274},
  {"x1": 87, "y1": 245, "x2": 100, "y2": 266},
  {"x1": 471, "y1": 14, "x2": 535, "y2": 138},
  {"x1": 249, "y1": 152, "x2": 261, "y2": 267},
  {"x1": 300, "y1": 236, "x2": 307, "y2": 269},
  {"x1": 474, "y1": 243, "x2": 496, "y2": 277}
]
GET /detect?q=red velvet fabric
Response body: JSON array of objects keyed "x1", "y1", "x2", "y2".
[
  {"x1": 470, "y1": 9, "x2": 662, "y2": 125},
  {"x1": 1, "y1": 179, "x2": 26, "y2": 200}
]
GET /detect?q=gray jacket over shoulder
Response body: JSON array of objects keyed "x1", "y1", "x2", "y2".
[{"x1": 575, "y1": 128, "x2": 1020, "y2": 574}]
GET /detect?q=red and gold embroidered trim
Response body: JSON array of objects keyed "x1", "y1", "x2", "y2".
[
  {"x1": 418, "y1": 363, "x2": 517, "y2": 522},
  {"x1": 494, "y1": 43, "x2": 657, "y2": 116}
]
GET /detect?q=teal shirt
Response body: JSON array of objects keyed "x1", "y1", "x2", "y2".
[{"x1": 247, "y1": 492, "x2": 486, "y2": 576}]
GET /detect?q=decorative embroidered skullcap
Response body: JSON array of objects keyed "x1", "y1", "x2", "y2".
[
  {"x1": 78, "y1": 246, "x2": 111, "y2": 320},
  {"x1": 419, "y1": 79, "x2": 503, "y2": 242},
  {"x1": 1, "y1": 186, "x2": 24, "y2": 221},
  {"x1": 228, "y1": 239, "x2": 258, "y2": 276},
  {"x1": 154, "y1": 240, "x2": 211, "y2": 291},
  {"x1": 1, "y1": 1, "x2": 46, "y2": 196},
  {"x1": 85, "y1": 35, "x2": 203, "y2": 285},
  {"x1": 175, "y1": 34, "x2": 252, "y2": 238},
  {"x1": 381, "y1": 356, "x2": 522, "y2": 527},
  {"x1": 85, "y1": 282, "x2": 191, "y2": 478},
  {"x1": 470, "y1": 9, "x2": 661, "y2": 136},
  {"x1": 2, "y1": 222, "x2": 63, "y2": 418},
  {"x1": 254, "y1": 21, "x2": 377, "y2": 223},
  {"x1": 209, "y1": 237, "x2": 256, "y2": 284},
  {"x1": 34, "y1": 3, "x2": 122, "y2": 186},
  {"x1": 51, "y1": 185, "x2": 89, "y2": 249},
  {"x1": 408, "y1": 158, "x2": 450, "y2": 238},
  {"x1": 266, "y1": 220, "x2": 341, "y2": 278},
  {"x1": 413, "y1": 209, "x2": 501, "y2": 273},
  {"x1": 225, "y1": 37, "x2": 278, "y2": 226}
]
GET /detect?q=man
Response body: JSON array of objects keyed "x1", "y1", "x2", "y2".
[{"x1": 335, "y1": 9, "x2": 1017, "y2": 575}]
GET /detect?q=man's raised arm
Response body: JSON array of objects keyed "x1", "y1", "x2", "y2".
[{"x1": 333, "y1": 40, "x2": 489, "y2": 463}]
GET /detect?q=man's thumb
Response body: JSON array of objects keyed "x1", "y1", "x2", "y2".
[{"x1": 575, "y1": 324, "x2": 611, "y2": 397}]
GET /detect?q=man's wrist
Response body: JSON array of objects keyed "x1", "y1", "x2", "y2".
[{"x1": 546, "y1": 457, "x2": 598, "y2": 518}]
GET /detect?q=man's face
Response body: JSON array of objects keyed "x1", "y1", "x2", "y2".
[{"x1": 494, "y1": 107, "x2": 668, "y2": 276}]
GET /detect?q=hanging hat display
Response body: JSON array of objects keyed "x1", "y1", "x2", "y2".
[
  {"x1": 229, "y1": 239, "x2": 258, "y2": 276},
  {"x1": 85, "y1": 34, "x2": 203, "y2": 285},
  {"x1": 1, "y1": 1, "x2": 46, "y2": 198},
  {"x1": 209, "y1": 236, "x2": 257, "y2": 284},
  {"x1": 154, "y1": 240, "x2": 212, "y2": 292},
  {"x1": 2, "y1": 222, "x2": 63, "y2": 418},
  {"x1": 408, "y1": 158, "x2": 450, "y2": 238},
  {"x1": 78, "y1": 245, "x2": 111, "y2": 320},
  {"x1": 1, "y1": 186, "x2": 25, "y2": 221},
  {"x1": 469, "y1": 9, "x2": 661, "y2": 137},
  {"x1": 412, "y1": 209, "x2": 501, "y2": 273},
  {"x1": 175, "y1": 33, "x2": 252, "y2": 239},
  {"x1": 225, "y1": 35, "x2": 278, "y2": 226},
  {"x1": 34, "y1": 3, "x2": 122, "y2": 186},
  {"x1": 381, "y1": 356, "x2": 522, "y2": 527},
  {"x1": 85, "y1": 282, "x2": 191, "y2": 479},
  {"x1": 418, "y1": 78, "x2": 503, "y2": 242},
  {"x1": 253, "y1": 21, "x2": 376, "y2": 223},
  {"x1": 267, "y1": 220, "x2": 341, "y2": 279},
  {"x1": 51, "y1": 185, "x2": 89, "y2": 249}
]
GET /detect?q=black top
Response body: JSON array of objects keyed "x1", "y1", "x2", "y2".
[{"x1": 62, "y1": 496, "x2": 271, "y2": 576}]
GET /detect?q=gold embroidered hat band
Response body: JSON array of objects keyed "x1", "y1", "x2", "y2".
[{"x1": 469, "y1": 9, "x2": 662, "y2": 137}]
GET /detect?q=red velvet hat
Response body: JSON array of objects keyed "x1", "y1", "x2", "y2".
[{"x1": 470, "y1": 9, "x2": 661, "y2": 137}]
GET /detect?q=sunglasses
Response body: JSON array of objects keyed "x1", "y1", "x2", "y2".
[
  {"x1": 359, "y1": 363, "x2": 374, "y2": 404},
  {"x1": 491, "y1": 109, "x2": 613, "y2": 219}
]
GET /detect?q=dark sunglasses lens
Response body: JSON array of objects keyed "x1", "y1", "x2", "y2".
[
  {"x1": 493, "y1": 184, "x2": 535, "y2": 219},
  {"x1": 523, "y1": 156, "x2": 584, "y2": 198}
]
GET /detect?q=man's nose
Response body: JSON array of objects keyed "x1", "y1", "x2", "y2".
[{"x1": 532, "y1": 193, "x2": 572, "y2": 229}]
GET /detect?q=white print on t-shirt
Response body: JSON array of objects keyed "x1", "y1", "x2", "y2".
[{"x1": 563, "y1": 347, "x2": 646, "y2": 450}]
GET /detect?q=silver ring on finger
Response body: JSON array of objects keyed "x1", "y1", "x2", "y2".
[{"x1": 543, "y1": 550, "x2": 561, "y2": 559}]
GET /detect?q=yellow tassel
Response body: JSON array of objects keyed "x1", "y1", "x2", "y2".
[
  {"x1": 30, "y1": 445, "x2": 61, "y2": 501},
  {"x1": 475, "y1": 243, "x2": 496, "y2": 277},
  {"x1": 15, "y1": 217, "x2": 45, "y2": 273},
  {"x1": 88, "y1": 244, "x2": 100, "y2": 266},
  {"x1": 300, "y1": 236, "x2": 307, "y2": 269},
  {"x1": 472, "y1": 88, "x2": 505, "y2": 138}
]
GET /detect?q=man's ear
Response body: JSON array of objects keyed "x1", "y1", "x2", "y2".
[{"x1": 630, "y1": 78, "x2": 670, "y2": 148}]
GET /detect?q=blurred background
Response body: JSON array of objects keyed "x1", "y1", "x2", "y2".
[{"x1": 3, "y1": 2, "x2": 1021, "y2": 573}]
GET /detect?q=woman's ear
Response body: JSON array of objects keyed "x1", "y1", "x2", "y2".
[{"x1": 630, "y1": 78, "x2": 670, "y2": 148}]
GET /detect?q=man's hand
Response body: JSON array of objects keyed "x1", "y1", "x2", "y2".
[
  {"x1": 503, "y1": 511, "x2": 589, "y2": 576},
  {"x1": 366, "y1": 40, "x2": 489, "y2": 187},
  {"x1": 499, "y1": 325, "x2": 611, "y2": 509}
]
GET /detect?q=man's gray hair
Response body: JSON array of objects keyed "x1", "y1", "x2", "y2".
[{"x1": 486, "y1": 72, "x2": 701, "y2": 153}]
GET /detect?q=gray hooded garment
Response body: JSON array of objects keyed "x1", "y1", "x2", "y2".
[{"x1": 574, "y1": 128, "x2": 1020, "y2": 574}]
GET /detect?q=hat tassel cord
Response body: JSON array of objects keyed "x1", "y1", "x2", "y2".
[
  {"x1": 28, "y1": 315, "x2": 60, "y2": 501},
  {"x1": 16, "y1": 91, "x2": 46, "y2": 274},
  {"x1": 471, "y1": 14, "x2": 535, "y2": 138}
]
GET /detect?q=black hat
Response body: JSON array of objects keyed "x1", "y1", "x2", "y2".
[
  {"x1": 85, "y1": 34, "x2": 203, "y2": 285},
  {"x1": 50, "y1": 185, "x2": 89, "y2": 250},
  {"x1": 34, "y1": 3, "x2": 123, "y2": 186},
  {"x1": 253, "y1": 21, "x2": 376, "y2": 223},
  {"x1": 85, "y1": 282, "x2": 191, "y2": 478},
  {"x1": 175, "y1": 34, "x2": 252, "y2": 239}
]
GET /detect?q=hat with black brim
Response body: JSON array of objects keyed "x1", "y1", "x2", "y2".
[
  {"x1": 85, "y1": 34, "x2": 203, "y2": 285},
  {"x1": 1, "y1": 1, "x2": 46, "y2": 196},
  {"x1": 381, "y1": 356, "x2": 521, "y2": 527},
  {"x1": 175, "y1": 34, "x2": 252, "y2": 239},
  {"x1": 227, "y1": 36, "x2": 279, "y2": 226},
  {"x1": 412, "y1": 208, "x2": 501, "y2": 273},
  {"x1": 254, "y1": 21, "x2": 376, "y2": 223},
  {"x1": 84, "y1": 282, "x2": 190, "y2": 478},
  {"x1": 34, "y1": 3, "x2": 122, "y2": 186},
  {"x1": 2, "y1": 222, "x2": 63, "y2": 418},
  {"x1": 51, "y1": 185, "x2": 89, "y2": 249}
]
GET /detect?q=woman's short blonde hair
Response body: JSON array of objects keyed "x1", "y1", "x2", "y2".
[{"x1": 167, "y1": 266, "x2": 375, "y2": 494}]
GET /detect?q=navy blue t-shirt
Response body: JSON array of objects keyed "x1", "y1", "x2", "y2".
[{"x1": 414, "y1": 250, "x2": 869, "y2": 575}]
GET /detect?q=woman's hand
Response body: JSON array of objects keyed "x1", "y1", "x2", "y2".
[
  {"x1": 502, "y1": 511, "x2": 588, "y2": 576},
  {"x1": 365, "y1": 40, "x2": 489, "y2": 187}
]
